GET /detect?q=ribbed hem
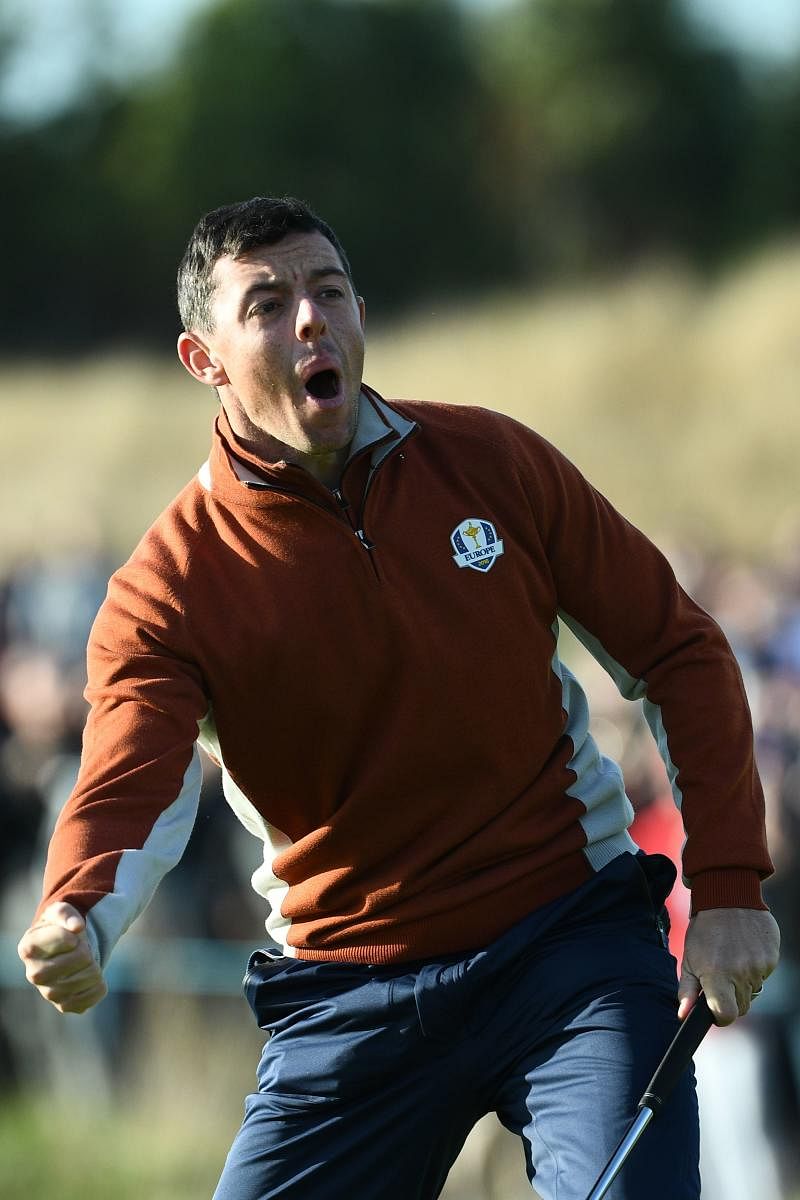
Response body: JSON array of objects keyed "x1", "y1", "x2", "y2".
[
  {"x1": 690, "y1": 868, "x2": 767, "y2": 914},
  {"x1": 286, "y1": 853, "x2": 592, "y2": 964}
]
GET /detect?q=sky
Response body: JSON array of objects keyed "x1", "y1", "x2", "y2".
[
  {"x1": 0, "y1": 0, "x2": 213, "y2": 120},
  {"x1": 1, "y1": 0, "x2": 799, "y2": 124}
]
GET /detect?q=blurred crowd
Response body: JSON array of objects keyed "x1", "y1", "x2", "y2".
[
  {"x1": 0, "y1": 538, "x2": 798, "y2": 1197},
  {"x1": 568, "y1": 537, "x2": 800, "y2": 1200}
]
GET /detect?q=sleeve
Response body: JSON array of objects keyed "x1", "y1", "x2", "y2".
[
  {"x1": 35, "y1": 540, "x2": 209, "y2": 967},
  {"x1": 512, "y1": 423, "x2": 773, "y2": 913}
]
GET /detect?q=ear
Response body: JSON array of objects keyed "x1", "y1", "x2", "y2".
[
  {"x1": 357, "y1": 296, "x2": 366, "y2": 331},
  {"x1": 177, "y1": 331, "x2": 230, "y2": 388}
]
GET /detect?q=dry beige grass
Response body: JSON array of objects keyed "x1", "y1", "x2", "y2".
[
  {"x1": 2, "y1": 240, "x2": 798, "y2": 569},
  {"x1": 366, "y1": 242, "x2": 800, "y2": 561}
]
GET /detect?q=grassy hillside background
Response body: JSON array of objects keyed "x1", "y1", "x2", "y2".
[{"x1": 2, "y1": 240, "x2": 799, "y2": 572}]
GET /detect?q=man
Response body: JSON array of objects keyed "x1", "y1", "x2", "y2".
[{"x1": 18, "y1": 196, "x2": 779, "y2": 1199}]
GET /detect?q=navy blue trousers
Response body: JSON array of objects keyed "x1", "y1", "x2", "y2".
[{"x1": 213, "y1": 853, "x2": 699, "y2": 1199}]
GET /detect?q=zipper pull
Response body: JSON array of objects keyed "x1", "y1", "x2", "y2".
[
  {"x1": 332, "y1": 487, "x2": 349, "y2": 510},
  {"x1": 356, "y1": 529, "x2": 375, "y2": 551}
]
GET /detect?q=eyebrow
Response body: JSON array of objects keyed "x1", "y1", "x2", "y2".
[{"x1": 239, "y1": 266, "x2": 349, "y2": 311}]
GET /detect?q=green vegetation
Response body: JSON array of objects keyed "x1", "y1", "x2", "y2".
[
  {"x1": 1, "y1": 0, "x2": 799, "y2": 350},
  {"x1": 0, "y1": 993, "x2": 262, "y2": 1199},
  {"x1": 0, "y1": 1098, "x2": 226, "y2": 1200}
]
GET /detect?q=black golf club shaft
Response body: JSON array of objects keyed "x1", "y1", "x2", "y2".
[{"x1": 585, "y1": 993, "x2": 714, "y2": 1200}]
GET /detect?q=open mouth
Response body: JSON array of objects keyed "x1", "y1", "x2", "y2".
[{"x1": 305, "y1": 369, "x2": 340, "y2": 400}]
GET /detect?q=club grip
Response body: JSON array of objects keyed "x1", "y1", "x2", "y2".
[{"x1": 638, "y1": 993, "x2": 713, "y2": 1115}]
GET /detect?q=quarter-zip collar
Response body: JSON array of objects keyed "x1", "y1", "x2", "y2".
[{"x1": 198, "y1": 385, "x2": 417, "y2": 505}]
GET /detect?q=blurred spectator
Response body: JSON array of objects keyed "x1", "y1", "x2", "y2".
[
  {"x1": 0, "y1": 549, "x2": 110, "y2": 668},
  {"x1": 0, "y1": 547, "x2": 110, "y2": 917}
]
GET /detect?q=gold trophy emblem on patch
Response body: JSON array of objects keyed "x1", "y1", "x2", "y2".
[{"x1": 450, "y1": 518, "x2": 504, "y2": 572}]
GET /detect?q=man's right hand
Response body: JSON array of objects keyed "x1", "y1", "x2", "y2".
[{"x1": 18, "y1": 902, "x2": 107, "y2": 1014}]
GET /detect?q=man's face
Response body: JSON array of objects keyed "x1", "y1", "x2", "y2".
[{"x1": 200, "y1": 230, "x2": 366, "y2": 462}]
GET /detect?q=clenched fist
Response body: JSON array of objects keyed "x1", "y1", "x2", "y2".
[{"x1": 18, "y1": 902, "x2": 107, "y2": 1014}]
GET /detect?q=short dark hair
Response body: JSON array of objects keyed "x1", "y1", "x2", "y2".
[{"x1": 177, "y1": 196, "x2": 355, "y2": 334}]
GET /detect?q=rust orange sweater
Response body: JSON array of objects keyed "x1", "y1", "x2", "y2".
[{"x1": 37, "y1": 389, "x2": 772, "y2": 965}]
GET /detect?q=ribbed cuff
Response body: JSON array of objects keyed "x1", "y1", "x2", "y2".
[{"x1": 690, "y1": 868, "x2": 767, "y2": 914}]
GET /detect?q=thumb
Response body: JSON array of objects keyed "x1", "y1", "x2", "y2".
[
  {"x1": 677, "y1": 963, "x2": 700, "y2": 1021},
  {"x1": 19, "y1": 902, "x2": 87, "y2": 963},
  {"x1": 41, "y1": 902, "x2": 86, "y2": 936}
]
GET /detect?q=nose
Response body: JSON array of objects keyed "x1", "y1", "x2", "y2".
[{"x1": 295, "y1": 297, "x2": 327, "y2": 342}]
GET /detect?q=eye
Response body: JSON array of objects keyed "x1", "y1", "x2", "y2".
[
  {"x1": 319, "y1": 286, "x2": 345, "y2": 300},
  {"x1": 248, "y1": 299, "x2": 281, "y2": 318}
]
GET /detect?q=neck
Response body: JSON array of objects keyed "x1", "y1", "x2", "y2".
[
  {"x1": 294, "y1": 445, "x2": 350, "y2": 488},
  {"x1": 221, "y1": 408, "x2": 351, "y2": 489}
]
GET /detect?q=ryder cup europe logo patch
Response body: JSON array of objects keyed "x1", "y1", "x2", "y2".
[{"x1": 451, "y1": 518, "x2": 504, "y2": 572}]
